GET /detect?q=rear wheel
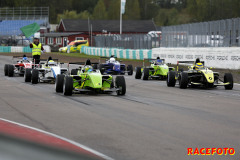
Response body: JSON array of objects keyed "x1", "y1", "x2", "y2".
[
  {"x1": 71, "y1": 69, "x2": 78, "y2": 75},
  {"x1": 179, "y1": 72, "x2": 188, "y2": 89},
  {"x1": 31, "y1": 69, "x2": 39, "y2": 84},
  {"x1": 4, "y1": 64, "x2": 9, "y2": 76},
  {"x1": 24, "y1": 68, "x2": 32, "y2": 82},
  {"x1": 224, "y1": 73, "x2": 233, "y2": 90},
  {"x1": 127, "y1": 65, "x2": 133, "y2": 75},
  {"x1": 8, "y1": 65, "x2": 14, "y2": 77},
  {"x1": 63, "y1": 76, "x2": 73, "y2": 96},
  {"x1": 115, "y1": 76, "x2": 126, "y2": 95},
  {"x1": 143, "y1": 68, "x2": 149, "y2": 80},
  {"x1": 55, "y1": 74, "x2": 65, "y2": 92},
  {"x1": 135, "y1": 67, "x2": 142, "y2": 79},
  {"x1": 167, "y1": 71, "x2": 176, "y2": 87}
]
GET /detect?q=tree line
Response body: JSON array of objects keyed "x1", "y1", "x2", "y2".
[{"x1": 1, "y1": 0, "x2": 240, "y2": 26}]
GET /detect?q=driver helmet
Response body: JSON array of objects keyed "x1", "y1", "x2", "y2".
[
  {"x1": 109, "y1": 57, "x2": 115, "y2": 63},
  {"x1": 23, "y1": 57, "x2": 28, "y2": 61},
  {"x1": 84, "y1": 65, "x2": 93, "y2": 72},
  {"x1": 48, "y1": 60, "x2": 56, "y2": 65},
  {"x1": 195, "y1": 62, "x2": 203, "y2": 69}
]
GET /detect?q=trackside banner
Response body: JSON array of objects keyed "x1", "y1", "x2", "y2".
[{"x1": 152, "y1": 47, "x2": 240, "y2": 70}]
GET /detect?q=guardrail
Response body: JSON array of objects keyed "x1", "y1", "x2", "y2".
[{"x1": 82, "y1": 46, "x2": 152, "y2": 60}]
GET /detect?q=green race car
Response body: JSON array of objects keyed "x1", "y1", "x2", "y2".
[
  {"x1": 167, "y1": 61, "x2": 233, "y2": 89},
  {"x1": 135, "y1": 58, "x2": 174, "y2": 80},
  {"x1": 55, "y1": 61, "x2": 126, "y2": 96}
]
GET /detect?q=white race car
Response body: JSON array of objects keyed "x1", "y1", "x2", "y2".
[{"x1": 24, "y1": 58, "x2": 68, "y2": 84}]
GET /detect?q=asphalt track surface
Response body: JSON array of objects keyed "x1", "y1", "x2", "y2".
[{"x1": 0, "y1": 55, "x2": 240, "y2": 160}]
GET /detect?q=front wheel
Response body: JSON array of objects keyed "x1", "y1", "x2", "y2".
[
  {"x1": 224, "y1": 73, "x2": 233, "y2": 90},
  {"x1": 179, "y1": 72, "x2": 188, "y2": 89},
  {"x1": 55, "y1": 74, "x2": 65, "y2": 92},
  {"x1": 135, "y1": 67, "x2": 142, "y2": 79},
  {"x1": 63, "y1": 76, "x2": 73, "y2": 96},
  {"x1": 31, "y1": 69, "x2": 39, "y2": 84},
  {"x1": 4, "y1": 64, "x2": 9, "y2": 76},
  {"x1": 143, "y1": 68, "x2": 149, "y2": 80},
  {"x1": 8, "y1": 65, "x2": 14, "y2": 77},
  {"x1": 24, "y1": 68, "x2": 32, "y2": 82},
  {"x1": 115, "y1": 76, "x2": 126, "y2": 95},
  {"x1": 167, "y1": 71, "x2": 176, "y2": 87},
  {"x1": 127, "y1": 65, "x2": 133, "y2": 75}
]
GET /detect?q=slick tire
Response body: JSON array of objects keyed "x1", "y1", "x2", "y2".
[
  {"x1": 8, "y1": 65, "x2": 14, "y2": 77},
  {"x1": 115, "y1": 76, "x2": 126, "y2": 96},
  {"x1": 55, "y1": 74, "x2": 65, "y2": 92},
  {"x1": 63, "y1": 76, "x2": 73, "y2": 96},
  {"x1": 31, "y1": 69, "x2": 39, "y2": 84},
  {"x1": 24, "y1": 68, "x2": 32, "y2": 82},
  {"x1": 167, "y1": 71, "x2": 176, "y2": 87},
  {"x1": 224, "y1": 73, "x2": 233, "y2": 90},
  {"x1": 143, "y1": 68, "x2": 149, "y2": 80}
]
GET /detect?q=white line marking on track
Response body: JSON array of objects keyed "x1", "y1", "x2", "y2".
[{"x1": 0, "y1": 118, "x2": 114, "y2": 160}]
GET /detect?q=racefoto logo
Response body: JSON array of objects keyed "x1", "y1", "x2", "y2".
[{"x1": 187, "y1": 148, "x2": 235, "y2": 156}]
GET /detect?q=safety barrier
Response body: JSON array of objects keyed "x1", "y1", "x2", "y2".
[
  {"x1": 152, "y1": 48, "x2": 240, "y2": 70},
  {"x1": 82, "y1": 46, "x2": 152, "y2": 60},
  {"x1": 0, "y1": 45, "x2": 51, "y2": 53}
]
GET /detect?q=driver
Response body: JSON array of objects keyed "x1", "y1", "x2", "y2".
[
  {"x1": 22, "y1": 54, "x2": 28, "y2": 61},
  {"x1": 84, "y1": 65, "x2": 93, "y2": 73},
  {"x1": 194, "y1": 58, "x2": 204, "y2": 70},
  {"x1": 47, "y1": 56, "x2": 56, "y2": 66},
  {"x1": 109, "y1": 55, "x2": 116, "y2": 63},
  {"x1": 155, "y1": 56, "x2": 163, "y2": 65}
]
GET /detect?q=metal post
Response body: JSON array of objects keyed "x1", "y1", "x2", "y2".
[
  {"x1": 91, "y1": 24, "x2": 93, "y2": 46},
  {"x1": 120, "y1": 1, "x2": 122, "y2": 35}
]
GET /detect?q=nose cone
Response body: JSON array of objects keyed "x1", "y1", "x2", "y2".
[{"x1": 89, "y1": 73, "x2": 102, "y2": 88}]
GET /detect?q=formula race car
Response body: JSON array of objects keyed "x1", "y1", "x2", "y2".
[
  {"x1": 55, "y1": 61, "x2": 126, "y2": 96},
  {"x1": 98, "y1": 56, "x2": 133, "y2": 75},
  {"x1": 135, "y1": 58, "x2": 174, "y2": 80},
  {"x1": 167, "y1": 61, "x2": 233, "y2": 90},
  {"x1": 24, "y1": 58, "x2": 68, "y2": 84},
  {"x1": 4, "y1": 56, "x2": 36, "y2": 77},
  {"x1": 59, "y1": 40, "x2": 89, "y2": 53}
]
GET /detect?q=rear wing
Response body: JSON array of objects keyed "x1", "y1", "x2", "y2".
[
  {"x1": 177, "y1": 61, "x2": 204, "y2": 65},
  {"x1": 100, "y1": 56, "x2": 117, "y2": 59},
  {"x1": 99, "y1": 56, "x2": 118, "y2": 63},
  {"x1": 143, "y1": 58, "x2": 165, "y2": 67},
  {"x1": 12, "y1": 56, "x2": 33, "y2": 59},
  {"x1": 68, "y1": 62, "x2": 99, "y2": 66},
  {"x1": 176, "y1": 61, "x2": 205, "y2": 71}
]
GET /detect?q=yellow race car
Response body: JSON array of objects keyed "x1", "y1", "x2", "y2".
[
  {"x1": 59, "y1": 40, "x2": 89, "y2": 53},
  {"x1": 167, "y1": 61, "x2": 233, "y2": 89}
]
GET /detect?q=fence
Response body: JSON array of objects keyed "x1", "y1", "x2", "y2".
[
  {"x1": 94, "y1": 34, "x2": 161, "y2": 49},
  {"x1": 161, "y1": 18, "x2": 240, "y2": 47}
]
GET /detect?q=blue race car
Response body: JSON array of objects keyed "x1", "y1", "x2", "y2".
[{"x1": 98, "y1": 56, "x2": 133, "y2": 75}]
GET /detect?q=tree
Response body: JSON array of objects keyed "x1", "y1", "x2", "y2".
[
  {"x1": 107, "y1": 0, "x2": 120, "y2": 19},
  {"x1": 92, "y1": 0, "x2": 108, "y2": 19},
  {"x1": 124, "y1": 0, "x2": 141, "y2": 20},
  {"x1": 57, "y1": 10, "x2": 80, "y2": 22},
  {"x1": 78, "y1": 10, "x2": 92, "y2": 19}
]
